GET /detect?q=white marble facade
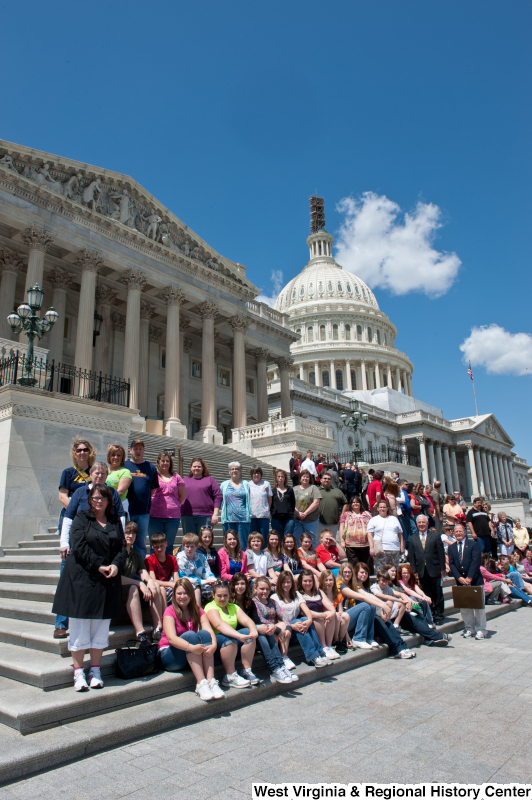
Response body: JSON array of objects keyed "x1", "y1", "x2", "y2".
[{"x1": 0, "y1": 141, "x2": 297, "y2": 443}]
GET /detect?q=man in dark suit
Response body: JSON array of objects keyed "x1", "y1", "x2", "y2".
[
  {"x1": 408, "y1": 515, "x2": 446, "y2": 625},
  {"x1": 332, "y1": 455, "x2": 341, "y2": 474},
  {"x1": 448, "y1": 521, "x2": 487, "y2": 640},
  {"x1": 342, "y1": 464, "x2": 362, "y2": 501}
]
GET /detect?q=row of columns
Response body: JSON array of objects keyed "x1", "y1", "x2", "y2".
[
  {"x1": 296, "y1": 358, "x2": 413, "y2": 396},
  {"x1": 417, "y1": 436, "x2": 516, "y2": 499}
]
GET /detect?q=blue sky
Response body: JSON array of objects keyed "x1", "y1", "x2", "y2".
[{"x1": 2, "y1": 1, "x2": 531, "y2": 458}]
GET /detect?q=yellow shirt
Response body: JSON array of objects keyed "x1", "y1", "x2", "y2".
[{"x1": 513, "y1": 527, "x2": 530, "y2": 550}]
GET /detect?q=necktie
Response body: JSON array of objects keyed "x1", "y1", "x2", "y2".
[
  {"x1": 421, "y1": 534, "x2": 426, "y2": 550},
  {"x1": 458, "y1": 541, "x2": 463, "y2": 563}
]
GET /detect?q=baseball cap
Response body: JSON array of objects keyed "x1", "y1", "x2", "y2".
[{"x1": 130, "y1": 438, "x2": 145, "y2": 447}]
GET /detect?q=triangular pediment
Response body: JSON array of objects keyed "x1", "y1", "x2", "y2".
[{"x1": 470, "y1": 414, "x2": 514, "y2": 446}]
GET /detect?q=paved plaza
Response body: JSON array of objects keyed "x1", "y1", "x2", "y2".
[{"x1": 1, "y1": 609, "x2": 531, "y2": 799}]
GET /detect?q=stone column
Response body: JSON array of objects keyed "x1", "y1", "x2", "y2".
[
  {"x1": 47, "y1": 268, "x2": 74, "y2": 364},
  {"x1": 418, "y1": 436, "x2": 430, "y2": 484},
  {"x1": 480, "y1": 450, "x2": 492, "y2": 496},
  {"x1": 435, "y1": 443, "x2": 446, "y2": 493},
  {"x1": 181, "y1": 336, "x2": 192, "y2": 429},
  {"x1": 230, "y1": 315, "x2": 249, "y2": 430},
  {"x1": 386, "y1": 363, "x2": 392, "y2": 389},
  {"x1": 374, "y1": 361, "x2": 381, "y2": 389},
  {"x1": 314, "y1": 361, "x2": 321, "y2": 387},
  {"x1": 395, "y1": 365, "x2": 401, "y2": 392},
  {"x1": 195, "y1": 302, "x2": 222, "y2": 443},
  {"x1": 506, "y1": 458, "x2": 516, "y2": 493},
  {"x1": 474, "y1": 447, "x2": 485, "y2": 495},
  {"x1": 498, "y1": 456, "x2": 508, "y2": 496},
  {"x1": 330, "y1": 360, "x2": 336, "y2": 389},
  {"x1": 148, "y1": 325, "x2": 162, "y2": 418},
  {"x1": 0, "y1": 250, "x2": 24, "y2": 340},
  {"x1": 121, "y1": 269, "x2": 147, "y2": 412},
  {"x1": 278, "y1": 357, "x2": 293, "y2": 419},
  {"x1": 407, "y1": 374, "x2": 413, "y2": 397},
  {"x1": 255, "y1": 348, "x2": 270, "y2": 423},
  {"x1": 346, "y1": 359, "x2": 352, "y2": 390},
  {"x1": 110, "y1": 313, "x2": 125, "y2": 377},
  {"x1": 93, "y1": 285, "x2": 117, "y2": 377},
  {"x1": 427, "y1": 441, "x2": 437, "y2": 484},
  {"x1": 401, "y1": 371, "x2": 407, "y2": 395},
  {"x1": 138, "y1": 301, "x2": 156, "y2": 419},
  {"x1": 443, "y1": 446, "x2": 453, "y2": 493},
  {"x1": 486, "y1": 452, "x2": 497, "y2": 497},
  {"x1": 492, "y1": 454, "x2": 503, "y2": 496},
  {"x1": 467, "y1": 444, "x2": 480, "y2": 497},
  {"x1": 159, "y1": 288, "x2": 185, "y2": 437},
  {"x1": 19, "y1": 227, "x2": 54, "y2": 344},
  {"x1": 74, "y1": 249, "x2": 102, "y2": 372},
  {"x1": 361, "y1": 359, "x2": 368, "y2": 391},
  {"x1": 299, "y1": 363, "x2": 304, "y2": 380},
  {"x1": 450, "y1": 449, "x2": 460, "y2": 492}
]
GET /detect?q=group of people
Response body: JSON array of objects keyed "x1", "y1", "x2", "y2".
[{"x1": 51, "y1": 438, "x2": 531, "y2": 700}]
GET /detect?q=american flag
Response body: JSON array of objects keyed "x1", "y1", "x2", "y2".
[{"x1": 467, "y1": 361, "x2": 474, "y2": 382}]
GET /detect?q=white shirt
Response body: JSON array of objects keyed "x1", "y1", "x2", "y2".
[
  {"x1": 301, "y1": 458, "x2": 318, "y2": 478},
  {"x1": 366, "y1": 515, "x2": 403, "y2": 552}
]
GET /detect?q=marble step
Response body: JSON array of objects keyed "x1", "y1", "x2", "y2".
[
  {"x1": 17, "y1": 539, "x2": 59, "y2": 549},
  {"x1": 35, "y1": 533, "x2": 60, "y2": 541},
  {"x1": 0, "y1": 615, "x2": 143, "y2": 656},
  {"x1": 0, "y1": 598, "x2": 56, "y2": 626},
  {"x1": 0, "y1": 642, "x2": 117, "y2": 688},
  {"x1": 0, "y1": 570, "x2": 60, "y2": 585},
  {"x1": 2, "y1": 546, "x2": 61, "y2": 557},
  {"x1": 0, "y1": 556, "x2": 60, "y2": 570},
  {"x1": 0, "y1": 582, "x2": 56, "y2": 603}
]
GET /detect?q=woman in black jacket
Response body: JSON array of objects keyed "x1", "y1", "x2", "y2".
[
  {"x1": 52, "y1": 484, "x2": 127, "y2": 691},
  {"x1": 270, "y1": 469, "x2": 296, "y2": 538}
]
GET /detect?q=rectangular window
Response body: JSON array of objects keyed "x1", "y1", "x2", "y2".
[
  {"x1": 246, "y1": 377, "x2": 255, "y2": 395},
  {"x1": 191, "y1": 360, "x2": 202, "y2": 379},
  {"x1": 218, "y1": 368, "x2": 230, "y2": 387},
  {"x1": 161, "y1": 348, "x2": 166, "y2": 369},
  {"x1": 63, "y1": 317, "x2": 70, "y2": 339}
]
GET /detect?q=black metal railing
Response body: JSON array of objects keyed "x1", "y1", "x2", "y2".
[
  {"x1": 482, "y1": 492, "x2": 530, "y2": 502},
  {"x1": 327, "y1": 447, "x2": 421, "y2": 468},
  {"x1": 0, "y1": 354, "x2": 130, "y2": 407}
]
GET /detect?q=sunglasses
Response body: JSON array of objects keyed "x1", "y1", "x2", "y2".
[
  {"x1": 214, "y1": 580, "x2": 229, "y2": 587},
  {"x1": 76, "y1": 448, "x2": 89, "y2": 453}
]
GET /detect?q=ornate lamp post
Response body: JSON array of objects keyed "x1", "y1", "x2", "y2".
[
  {"x1": 7, "y1": 284, "x2": 59, "y2": 386},
  {"x1": 340, "y1": 398, "x2": 369, "y2": 464}
]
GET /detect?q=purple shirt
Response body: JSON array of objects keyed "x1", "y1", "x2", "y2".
[
  {"x1": 181, "y1": 476, "x2": 222, "y2": 517},
  {"x1": 150, "y1": 473, "x2": 185, "y2": 519}
]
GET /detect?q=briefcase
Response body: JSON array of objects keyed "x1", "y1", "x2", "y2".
[{"x1": 452, "y1": 585, "x2": 485, "y2": 610}]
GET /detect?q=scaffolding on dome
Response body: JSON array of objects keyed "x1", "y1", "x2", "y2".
[{"x1": 309, "y1": 196, "x2": 325, "y2": 233}]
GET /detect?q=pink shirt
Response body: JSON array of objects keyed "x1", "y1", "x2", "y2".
[
  {"x1": 159, "y1": 605, "x2": 205, "y2": 649},
  {"x1": 150, "y1": 473, "x2": 185, "y2": 519}
]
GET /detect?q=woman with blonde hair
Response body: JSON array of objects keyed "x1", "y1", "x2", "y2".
[
  {"x1": 319, "y1": 570, "x2": 351, "y2": 654},
  {"x1": 106, "y1": 443, "x2": 132, "y2": 503}
]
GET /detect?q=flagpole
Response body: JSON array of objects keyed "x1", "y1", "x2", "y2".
[{"x1": 468, "y1": 361, "x2": 479, "y2": 416}]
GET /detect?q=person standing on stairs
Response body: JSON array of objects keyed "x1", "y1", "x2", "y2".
[
  {"x1": 52, "y1": 484, "x2": 128, "y2": 691},
  {"x1": 54, "y1": 437, "x2": 95, "y2": 639},
  {"x1": 148, "y1": 451, "x2": 186, "y2": 555},
  {"x1": 124, "y1": 439, "x2": 160, "y2": 560},
  {"x1": 181, "y1": 457, "x2": 222, "y2": 535},
  {"x1": 220, "y1": 462, "x2": 252, "y2": 552}
]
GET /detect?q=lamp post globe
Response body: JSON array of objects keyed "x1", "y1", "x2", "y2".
[{"x1": 6, "y1": 286, "x2": 59, "y2": 387}]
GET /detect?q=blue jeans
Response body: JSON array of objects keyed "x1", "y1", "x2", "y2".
[
  {"x1": 214, "y1": 627, "x2": 250, "y2": 665},
  {"x1": 250, "y1": 518, "x2": 271, "y2": 537},
  {"x1": 131, "y1": 513, "x2": 150, "y2": 560},
  {"x1": 271, "y1": 518, "x2": 295, "y2": 538},
  {"x1": 346, "y1": 602, "x2": 376, "y2": 643},
  {"x1": 223, "y1": 522, "x2": 251, "y2": 552},
  {"x1": 148, "y1": 517, "x2": 180, "y2": 554},
  {"x1": 507, "y1": 572, "x2": 531, "y2": 603},
  {"x1": 373, "y1": 616, "x2": 407, "y2": 657},
  {"x1": 289, "y1": 617, "x2": 325, "y2": 662},
  {"x1": 55, "y1": 558, "x2": 68, "y2": 630},
  {"x1": 159, "y1": 630, "x2": 212, "y2": 672},
  {"x1": 477, "y1": 536, "x2": 492, "y2": 554},
  {"x1": 257, "y1": 632, "x2": 285, "y2": 672},
  {"x1": 181, "y1": 515, "x2": 211, "y2": 535},
  {"x1": 293, "y1": 519, "x2": 319, "y2": 549},
  {"x1": 400, "y1": 611, "x2": 444, "y2": 643}
]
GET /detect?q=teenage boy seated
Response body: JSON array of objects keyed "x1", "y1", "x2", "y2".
[
  {"x1": 175, "y1": 533, "x2": 216, "y2": 605},
  {"x1": 122, "y1": 521, "x2": 164, "y2": 644},
  {"x1": 145, "y1": 531, "x2": 179, "y2": 612},
  {"x1": 316, "y1": 529, "x2": 346, "y2": 573},
  {"x1": 370, "y1": 569, "x2": 408, "y2": 629}
]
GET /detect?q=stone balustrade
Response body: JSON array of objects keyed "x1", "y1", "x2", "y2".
[
  {"x1": 0, "y1": 337, "x2": 48, "y2": 362},
  {"x1": 231, "y1": 414, "x2": 334, "y2": 444}
]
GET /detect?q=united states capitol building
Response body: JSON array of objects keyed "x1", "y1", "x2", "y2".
[{"x1": 0, "y1": 140, "x2": 529, "y2": 547}]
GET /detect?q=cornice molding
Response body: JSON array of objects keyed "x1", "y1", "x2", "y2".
[{"x1": 0, "y1": 402, "x2": 130, "y2": 434}]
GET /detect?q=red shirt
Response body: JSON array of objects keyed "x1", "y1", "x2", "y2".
[
  {"x1": 145, "y1": 553, "x2": 178, "y2": 582},
  {"x1": 316, "y1": 543, "x2": 340, "y2": 565},
  {"x1": 367, "y1": 479, "x2": 383, "y2": 510}
]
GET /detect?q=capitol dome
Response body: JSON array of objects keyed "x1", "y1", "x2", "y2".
[{"x1": 272, "y1": 199, "x2": 414, "y2": 396}]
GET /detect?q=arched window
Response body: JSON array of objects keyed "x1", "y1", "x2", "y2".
[
  {"x1": 322, "y1": 370, "x2": 330, "y2": 387},
  {"x1": 318, "y1": 282, "x2": 323, "y2": 293},
  {"x1": 367, "y1": 327, "x2": 372, "y2": 342},
  {"x1": 292, "y1": 289, "x2": 296, "y2": 298},
  {"x1": 345, "y1": 324, "x2": 351, "y2": 340},
  {"x1": 318, "y1": 242, "x2": 322, "y2": 255},
  {"x1": 332, "y1": 324, "x2": 339, "y2": 340},
  {"x1": 383, "y1": 371, "x2": 388, "y2": 387},
  {"x1": 347, "y1": 283, "x2": 352, "y2": 294},
  {"x1": 362, "y1": 287, "x2": 367, "y2": 299},
  {"x1": 309, "y1": 283, "x2": 314, "y2": 295},
  {"x1": 337, "y1": 282, "x2": 343, "y2": 292},
  {"x1": 350, "y1": 370, "x2": 356, "y2": 390},
  {"x1": 357, "y1": 325, "x2": 362, "y2": 341},
  {"x1": 336, "y1": 370, "x2": 343, "y2": 390},
  {"x1": 320, "y1": 325, "x2": 326, "y2": 341},
  {"x1": 296, "y1": 328, "x2": 302, "y2": 340},
  {"x1": 384, "y1": 333, "x2": 387, "y2": 345},
  {"x1": 307, "y1": 326, "x2": 314, "y2": 342},
  {"x1": 309, "y1": 371, "x2": 315, "y2": 385},
  {"x1": 328, "y1": 281, "x2": 333, "y2": 292},
  {"x1": 300, "y1": 286, "x2": 304, "y2": 296},
  {"x1": 355, "y1": 285, "x2": 360, "y2": 295},
  {"x1": 377, "y1": 330, "x2": 381, "y2": 345}
]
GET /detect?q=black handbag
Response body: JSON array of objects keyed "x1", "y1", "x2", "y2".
[{"x1": 115, "y1": 639, "x2": 160, "y2": 679}]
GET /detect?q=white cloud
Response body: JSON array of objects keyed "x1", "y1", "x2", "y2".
[
  {"x1": 256, "y1": 269, "x2": 284, "y2": 308},
  {"x1": 460, "y1": 325, "x2": 532, "y2": 376},
  {"x1": 334, "y1": 192, "x2": 461, "y2": 297}
]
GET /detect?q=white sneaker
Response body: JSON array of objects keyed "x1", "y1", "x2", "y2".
[
  {"x1": 285, "y1": 668, "x2": 299, "y2": 682},
  {"x1": 74, "y1": 670, "x2": 89, "y2": 691},
  {"x1": 475, "y1": 631, "x2": 486, "y2": 640},
  {"x1": 88, "y1": 669, "x2": 104, "y2": 689},
  {"x1": 221, "y1": 671, "x2": 251, "y2": 688},
  {"x1": 271, "y1": 667, "x2": 293, "y2": 684},
  {"x1": 312, "y1": 656, "x2": 331, "y2": 668},
  {"x1": 282, "y1": 655, "x2": 296, "y2": 670},
  {"x1": 324, "y1": 646, "x2": 341, "y2": 660},
  {"x1": 195, "y1": 679, "x2": 214, "y2": 701},
  {"x1": 208, "y1": 678, "x2": 225, "y2": 699},
  {"x1": 368, "y1": 641, "x2": 380, "y2": 648},
  {"x1": 240, "y1": 668, "x2": 261, "y2": 685},
  {"x1": 352, "y1": 641, "x2": 373, "y2": 650},
  {"x1": 394, "y1": 648, "x2": 416, "y2": 659},
  {"x1": 462, "y1": 630, "x2": 474, "y2": 639}
]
